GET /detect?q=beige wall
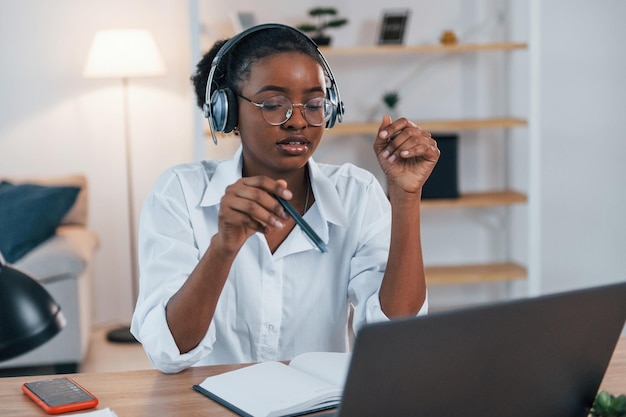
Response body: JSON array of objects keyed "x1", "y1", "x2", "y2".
[{"x1": 0, "y1": 0, "x2": 194, "y2": 324}]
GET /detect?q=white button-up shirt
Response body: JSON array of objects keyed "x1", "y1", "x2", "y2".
[{"x1": 131, "y1": 147, "x2": 427, "y2": 373}]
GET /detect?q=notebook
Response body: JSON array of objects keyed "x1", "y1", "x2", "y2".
[{"x1": 328, "y1": 281, "x2": 626, "y2": 417}]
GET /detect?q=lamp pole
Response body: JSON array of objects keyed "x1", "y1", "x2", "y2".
[
  {"x1": 123, "y1": 77, "x2": 139, "y2": 316},
  {"x1": 106, "y1": 77, "x2": 140, "y2": 343},
  {"x1": 83, "y1": 29, "x2": 166, "y2": 343}
]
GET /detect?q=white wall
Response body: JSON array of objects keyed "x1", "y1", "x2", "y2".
[
  {"x1": 0, "y1": 0, "x2": 624, "y2": 325},
  {"x1": 538, "y1": 0, "x2": 626, "y2": 292}
]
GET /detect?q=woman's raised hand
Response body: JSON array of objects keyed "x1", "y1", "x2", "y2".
[{"x1": 373, "y1": 115, "x2": 440, "y2": 195}]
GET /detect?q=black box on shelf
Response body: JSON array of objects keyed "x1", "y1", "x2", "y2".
[{"x1": 422, "y1": 133, "x2": 459, "y2": 200}]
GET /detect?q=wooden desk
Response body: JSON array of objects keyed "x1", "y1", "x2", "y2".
[{"x1": 2, "y1": 337, "x2": 625, "y2": 416}]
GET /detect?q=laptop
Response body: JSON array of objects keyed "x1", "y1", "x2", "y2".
[{"x1": 328, "y1": 281, "x2": 626, "y2": 417}]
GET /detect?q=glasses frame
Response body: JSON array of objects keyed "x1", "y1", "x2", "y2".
[{"x1": 238, "y1": 94, "x2": 333, "y2": 127}]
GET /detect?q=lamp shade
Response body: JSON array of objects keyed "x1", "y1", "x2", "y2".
[
  {"x1": 83, "y1": 29, "x2": 166, "y2": 78},
  {"x1": 0, "y1": 253, "x2": 66, "y2": 361}
]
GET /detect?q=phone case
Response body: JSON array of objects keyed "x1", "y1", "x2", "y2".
[{"x1": 22, "y1": 377, "x2": 98, "y2": 414}]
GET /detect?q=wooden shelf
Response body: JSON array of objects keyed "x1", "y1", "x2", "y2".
[
  {"x1": 426, "y1": 262, "x2": 527, "y2": 286},
  {"x1": 319, "y1": 42, "x2": 528, "y2": 56},
  {"x1": 421, "y1": 190, "x2": 527, "y2": 209},
  {"x1": 204, "y1": 117, "x2": 527, "y2": 139},
  {"x1": 327, "y1": 117, "x2": 527, "y2": 135}
]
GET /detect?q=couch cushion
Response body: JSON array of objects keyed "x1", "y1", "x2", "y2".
[
  {"x1": 14, "y1": 225, "x2": 99, "y2": 282},
  {"x1": 2, "y1": 174, "x2": 89, "y2": 226},
  {"x1": 0, "y1": 181, "x2": 80, "y2": 263}
]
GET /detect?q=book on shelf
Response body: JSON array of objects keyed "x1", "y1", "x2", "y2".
[{"x1": 193, "y1": 351, "x2": 351, "y2": 417}]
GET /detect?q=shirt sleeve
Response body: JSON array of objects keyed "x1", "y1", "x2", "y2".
[
  {"x1": 130, "y1": 169, "x2": 216, "y2": 374},
  {"x1": 347, "y1": 177, "x2": 428, "y2": 335}
]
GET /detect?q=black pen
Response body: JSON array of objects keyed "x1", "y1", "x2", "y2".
[{"x1": 276, "y1": 196, "x2": 328, "y2": 253}]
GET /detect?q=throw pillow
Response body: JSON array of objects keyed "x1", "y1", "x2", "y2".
[{"x1": 0, "y1": 181, "x2": 80, "y2": 263}]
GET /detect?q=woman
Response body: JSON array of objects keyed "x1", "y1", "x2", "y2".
[{"x1": 131, "y1": 24, "x2": 439, "y2": 373}]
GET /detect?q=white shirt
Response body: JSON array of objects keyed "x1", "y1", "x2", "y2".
[{"x1": 131, "y1": 147, "x2": 427, "y2": 373}]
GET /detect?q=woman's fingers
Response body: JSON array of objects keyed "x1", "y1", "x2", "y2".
[
  {"x1": 220, "y1": 177, "x2": 293, "y2": 234},
  {"x1": 375, "y1": 117, "x2": 436, "y2": 163}
]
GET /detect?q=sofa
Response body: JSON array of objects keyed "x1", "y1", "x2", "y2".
[{"x1": 0, "y1": 174, "x2": 99, "y2": 375}]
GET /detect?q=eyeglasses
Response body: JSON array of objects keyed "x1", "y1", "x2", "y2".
[{"x1": 238, "y1": 94, "x2": 334, "y2": 127}]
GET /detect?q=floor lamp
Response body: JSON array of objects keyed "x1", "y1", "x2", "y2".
[{"x1": 84, "y1": 29, "x2": 166, "y2": 343}]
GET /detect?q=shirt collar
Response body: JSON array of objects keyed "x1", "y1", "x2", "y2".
[
  {"x1": 199, "y1": 145, "x2": 349, "y2": 230},
  {"x1": 308, "y1": 157, "x2": 349, "y2": 229},
  {"x1": 200, "y1": 146, "x2": 244, "y2": 207}
]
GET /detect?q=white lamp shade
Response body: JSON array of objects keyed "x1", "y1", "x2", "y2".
[{"x1": 83, "y1": 29, "x2": 166, "y2": 78}]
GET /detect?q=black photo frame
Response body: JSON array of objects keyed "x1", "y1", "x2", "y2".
[{"x1": 378, "y1": 9, "x2": 411, "y2": 45}]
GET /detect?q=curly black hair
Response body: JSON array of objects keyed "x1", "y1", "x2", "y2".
[{"x1": 190, "y1": 26, "x2": 324, "y2": 110}]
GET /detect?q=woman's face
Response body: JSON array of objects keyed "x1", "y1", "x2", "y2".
[{"x1": 236, "y1": 51, "x2": 327, "y2": 178}]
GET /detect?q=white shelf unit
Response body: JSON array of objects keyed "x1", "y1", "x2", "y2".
[
  {"x1": 187, "y1": 1, "x2": 541, "y2": 298},
  {"x1": 317, "y1": 39, "x2": 536, "y2": 293}
]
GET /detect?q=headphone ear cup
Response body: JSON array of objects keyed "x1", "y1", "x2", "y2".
[
  {"x1": 325, "y1": 85, "x2": 341, "y2": 129},
  {"x1": 209, "y1": 89, "x2": 227, "y2": 132},
  {"x1": 222, "y1": 88, "x2": 238, "y2": 133},
  {"x1": 209, "y1": 87, "x2": 238, "y2": 133}
]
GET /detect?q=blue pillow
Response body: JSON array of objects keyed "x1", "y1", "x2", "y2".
[{"x1": 0, "y1": 181, "x2": 80, "y2": 263}]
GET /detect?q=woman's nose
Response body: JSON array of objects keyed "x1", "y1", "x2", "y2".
[{"x1": 284, "y1": 104, "x2": 308, "y2": 128}]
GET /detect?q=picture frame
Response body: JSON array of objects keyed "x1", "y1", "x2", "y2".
[{"x1": 378, "y1": 9, "x2": 411, "y2": 45}]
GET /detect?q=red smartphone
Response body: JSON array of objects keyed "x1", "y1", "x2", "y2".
[{"x1": 22, "y1": 377, "x2": 98, "y2": 414}]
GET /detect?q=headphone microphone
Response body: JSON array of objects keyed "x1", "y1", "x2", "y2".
[{"x1": 203, "y1": 23, "x2": 344, "y2": 145}]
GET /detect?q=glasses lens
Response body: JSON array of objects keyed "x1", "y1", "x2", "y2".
[
  {"x1": 260, "y1": 96, "x2": 334, "y2": 126},
  {"x1": 304, "y1": 97, "x2": 332, "y2": 126},
  {"x1": 261, "y1": 96, "x2": 291, "y2": 125}
]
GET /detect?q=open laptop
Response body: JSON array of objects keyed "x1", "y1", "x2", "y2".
[{"x1": 328, "y1": 281, "x2": 626, "y2": 417}]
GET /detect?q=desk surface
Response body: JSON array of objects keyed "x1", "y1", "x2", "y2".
[{"x1": 2, "y1": 337, "x2": 625, "y2": 416}]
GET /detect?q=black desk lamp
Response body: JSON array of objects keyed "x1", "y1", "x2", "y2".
[{"x1": 0, "y1": 252, "x2": 66, "y2": 361}]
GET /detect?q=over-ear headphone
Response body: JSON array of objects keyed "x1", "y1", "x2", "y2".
[{"x1": 203, "y1": 23, "x2": 344, "y2": 145}]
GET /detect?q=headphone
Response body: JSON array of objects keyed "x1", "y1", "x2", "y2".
[{"x1": 203, "y1": 23, "x2": 344, "y2": 145}]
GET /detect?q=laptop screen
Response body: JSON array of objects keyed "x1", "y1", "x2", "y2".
[{"x1": 335, "y1": 282, "x2": 626, "y2": 417}]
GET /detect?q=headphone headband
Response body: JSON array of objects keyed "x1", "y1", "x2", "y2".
[{"x1": 203, "y1": 23, "x2": 344, "y2": 145}]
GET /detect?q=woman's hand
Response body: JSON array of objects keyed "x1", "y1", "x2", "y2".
[
  {"x1": 375, "y1": 116, "x2": 436, "y2": 316},
  {"x1": 373, "y1": 115, "x2": 440, "y2": 196},
  {"x1": 215, "y1": 177, "x2": 291, "y2": 253},
  {"x1": 167, "y1": 176, "x2": 291, "y2": 355}
]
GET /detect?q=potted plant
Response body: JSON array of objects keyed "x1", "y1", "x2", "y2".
[
  {"x1": 589, "y1": 391, "x2": 626, "y2": 417},
  {"x1": 382, "y1": 90, "x2": 400, "y2": 120},
  {"x1": 297, "y1": 7, "x2": 348, "y2": 46}
]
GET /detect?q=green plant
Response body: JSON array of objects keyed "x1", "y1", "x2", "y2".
[
  {"x1": 297, "y1": 7, "x2": 348, "y2": 38},
  {"x1": 589, "y1": 391, "x2": 626, "y2": 417},
  {"x1": 382, "y1": 91, "x2": 400, "y2": 109}
]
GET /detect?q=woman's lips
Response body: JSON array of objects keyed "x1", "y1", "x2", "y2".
[{"x1": 277, "y1": 138, "x2": 310, "y2": 154}]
